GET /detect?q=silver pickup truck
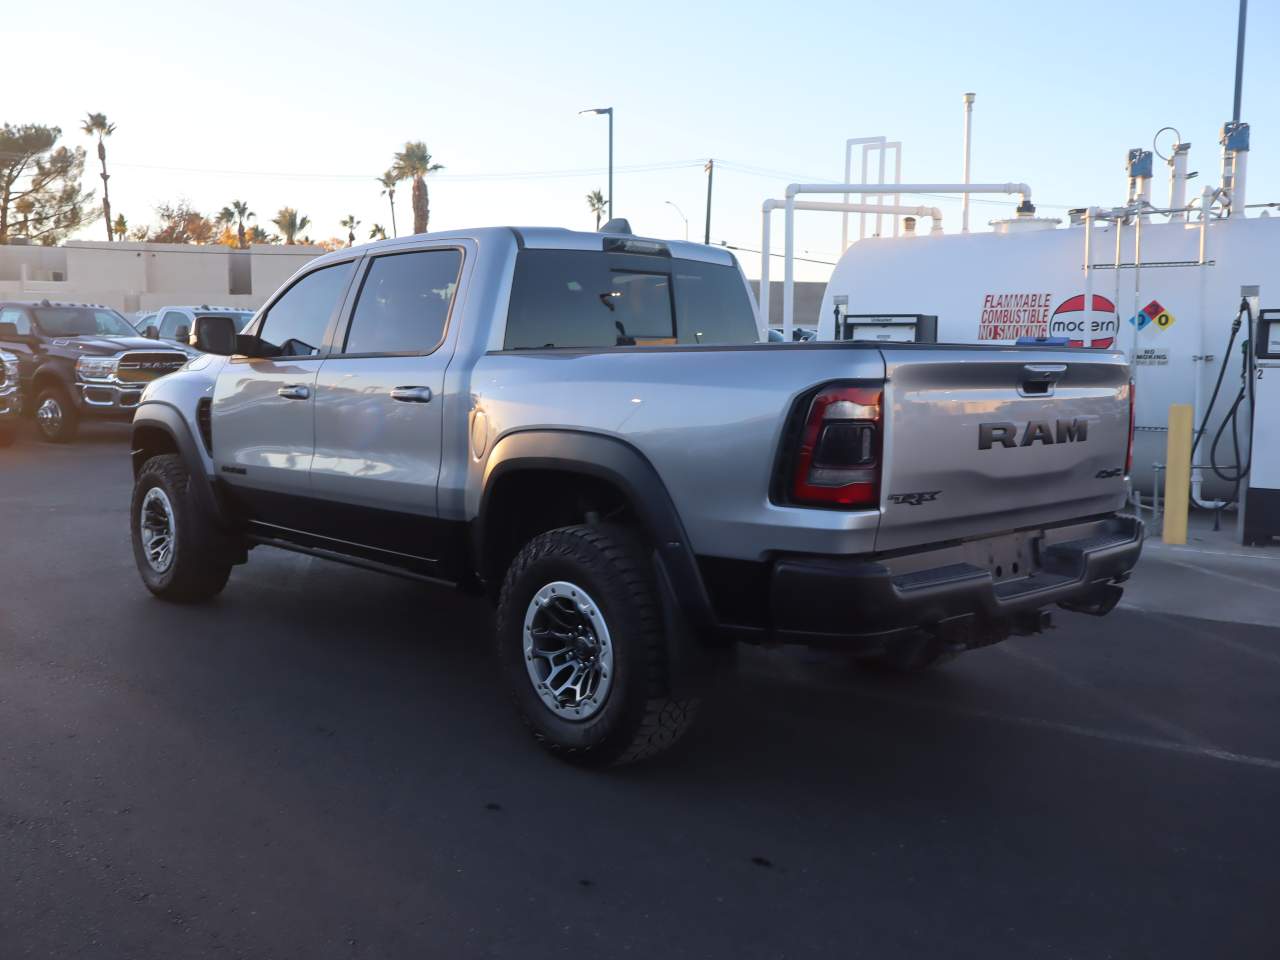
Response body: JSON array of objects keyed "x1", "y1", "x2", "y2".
[{"x1": 128, "y1": 225, "x2": 1142, "y2": 765}]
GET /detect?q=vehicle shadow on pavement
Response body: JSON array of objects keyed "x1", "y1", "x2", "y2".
[{"x1": 9, "y1": 543, "x2": 1280, "y2": 958}]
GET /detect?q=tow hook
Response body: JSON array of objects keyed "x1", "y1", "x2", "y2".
[{"x1": 1057, "y1": 583, "x2": 1124, "y2": 617}]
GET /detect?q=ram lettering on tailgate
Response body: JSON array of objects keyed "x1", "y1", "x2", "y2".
[{"x1": 978, "y1": 419, "x2": 1089, "y2": 449}]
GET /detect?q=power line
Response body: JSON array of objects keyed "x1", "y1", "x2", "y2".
[
  {"x1": 106, "y1": 158, "x2": 705, "y2": 183},
  {"x1": 716, "y1": 241, "x2": 836, "y2": 266}
]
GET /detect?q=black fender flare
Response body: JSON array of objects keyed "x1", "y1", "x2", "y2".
[
  {"x1": 31, "y1": 361, "x2": 76, "y2": 405},
  {"x1": 131, "y1": 401, "x2": 229, "y2": 527},
  {"x1": 476, "y1": 429, "x2": 720, "y2": 650}
]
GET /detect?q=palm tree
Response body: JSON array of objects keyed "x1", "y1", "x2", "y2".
[
  {"x1": 586, "y1": 188, "x2": 607, "y2": 230},
  {"x1": 340, "y1": 214, "x2": 361, "y2": 247},
  {"x1": 391, "y1": 142, "x2": 444, "y2": 234},
  {"x1": 81, "y1": 112, "x2": 117, "y2": 242},
  {"x1": 377, "y1": 170, "x2": 400, "y2": 238},
  {"x1": 112, "y1": 214, "x2": 127, "y2": 240},
  {"x1": 369, "y1": 223, "x2": 387, "y2": 241},
  {"x1": 272, "y1": 207, "x2": 310, "y2": 245},
  {"x1": 222, "y1": 200, "x2": 254, "y2": 248},
  {"x1": 246, "y1": 225, "x2": 277, "y2": 245}
]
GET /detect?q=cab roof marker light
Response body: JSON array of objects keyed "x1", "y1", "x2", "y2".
[{"x1": 603, "y1": 237, "x2": 670, "y2": 257}]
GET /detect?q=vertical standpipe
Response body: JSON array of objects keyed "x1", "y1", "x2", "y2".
[
  {"x1": 1168, "y1": 142, "x2": 1190, "y2": 221},
  {"x1": 841, "y1": 137, "x2": 886, "y2": 252},
  {"x1": 962, "y1": 93, "x2": 975, "y2": 233}
]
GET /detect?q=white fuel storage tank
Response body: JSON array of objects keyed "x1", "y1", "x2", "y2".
[{"x1": 816, "y1": 207, "x2": 1277, "y2": 501}]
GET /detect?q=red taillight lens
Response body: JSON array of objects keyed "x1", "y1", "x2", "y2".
[
  {"x1": 791, "y1": 386, "x2": 882, "y2": 506},
  {"x1": 1125, "y1": 379, "x2": 1135, "y2": 476}
]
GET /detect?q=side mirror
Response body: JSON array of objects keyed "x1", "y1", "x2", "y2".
[
  {"x1": 144, "y1": 325, "x2": 159, "y2": 339},
  {"x1": 174, "y1": 325, "x2": 190, "y2": 342},
  {"x1": 189, "y1": 315, "x2": 238, "y2": 355},
  {"x1": 0, "y1": 321, "x2": 18, "y2": 340}
]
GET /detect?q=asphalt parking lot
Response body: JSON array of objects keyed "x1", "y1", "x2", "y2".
[{"x1": 3, "y1": 421, "x2": 1279, "y2": 959}]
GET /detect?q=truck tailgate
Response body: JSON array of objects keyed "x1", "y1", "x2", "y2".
[{"x1": 876, "y1": 347, "x2": 1131, "y2": 552}]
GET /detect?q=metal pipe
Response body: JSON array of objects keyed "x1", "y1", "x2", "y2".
[
  {"x1": 1113, "y1": 214, "x2": 1123, "y2": 353},
  {"x1": 875, "y1": 145, "x2": 887, "y2": 237},
  {"x1": 1168, "y1": 143, "x2": 1189, "y2": 221},
  {"x1": 962, "y1": 92, "x2": 975, "y2": 232},
  {"x1": 842, "y1": 137, "x2": 886, "y2": 252},
  {"x1": 782, "y1": 182, "x2": 1032, "y2": 331},
  {"x1": 1232, "y1": 149, "x2": 1248, "y2": 211},
  {"x1": 1083, "y1": 208, "x2": 1094, "y2": 336},
  {"x1": 765, "y1": 197, "x2": 944, "y2": 338},
  {"x1": 890, "y1": 142, "x2": 903, "y2": 237},
  {"x1": 760, "y1": 201, "x2": 772, "y2": 327},
  {"x1": 1131, "y1": 214, "x2": 1142, "y2": 363}
]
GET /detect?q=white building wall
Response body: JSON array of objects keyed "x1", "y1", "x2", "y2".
[{"x1": 0, "y1": 240, "x2": 324, "y2": 313}]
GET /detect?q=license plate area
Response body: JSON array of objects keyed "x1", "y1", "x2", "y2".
[{"x1": 956, "y1": 531, "x2": 1039, "y2": 582}]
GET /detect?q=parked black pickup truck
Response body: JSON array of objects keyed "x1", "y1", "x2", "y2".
[
  {"x1": 0, "y1": 346, "x2": 19, "y2": 446},
  {"x1": 0, "y1": 300, "x2": 192, "y2": 443}
]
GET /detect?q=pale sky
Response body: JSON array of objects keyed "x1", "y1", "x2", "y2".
[{"x1": 9, "y1": 0, "x2": 1277, "y2": 282}]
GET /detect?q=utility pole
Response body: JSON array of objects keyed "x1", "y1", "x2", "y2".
[{"x1": 703, "y1": 159, "x2": 714, "y2": 244}]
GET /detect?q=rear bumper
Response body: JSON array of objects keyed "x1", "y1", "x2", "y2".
[{"x1": 770, "y1": 514, "x2": 1143, "y2": 647}]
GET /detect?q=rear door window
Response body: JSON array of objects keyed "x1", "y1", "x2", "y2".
[
  {"x1": 342, "y1": 249, "x2": 462, "y2": 355},
  {"x1": 504, "y1": 250, "x2": 757, "y2": 349}
]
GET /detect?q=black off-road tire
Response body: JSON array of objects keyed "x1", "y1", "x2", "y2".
[
  {"x1": 34, "y1": 383, "x2": 79, "y2": 444},
  {"x1": 131, "y1": 453, "x2": 233, "y2": 603},
  {"x1": 495, "y1": 523, "x2": 700, "y2": 766}
]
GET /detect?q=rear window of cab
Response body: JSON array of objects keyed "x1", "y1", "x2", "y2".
[{"x1": 504, "y1": 249, "x2": 758, "y2": 349}]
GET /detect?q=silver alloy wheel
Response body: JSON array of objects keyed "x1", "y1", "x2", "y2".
[
  {"x1": 37, "y1": 396, "x2": 63, "y2": 437},
  {"x1": 523, "y1": 580, "x2": 615, "y2": 721},
  {"x1": 139, "y1": 487, "x2": 177, "y2": 574}
]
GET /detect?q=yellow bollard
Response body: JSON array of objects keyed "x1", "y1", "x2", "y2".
[{"x1": 1163, "y1": 403, "x2": 1193, "y2": 545}]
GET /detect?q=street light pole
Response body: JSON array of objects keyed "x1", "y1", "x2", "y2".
[
  {"x1": 664, "y1": 200, "x2": 688, "y2": 240},
  {"x1": 580, "y1": 107, "x2": 614, "y2": 218},
  {"x1": 703, "y1": 159, "x2": 714, "y2": 244}
]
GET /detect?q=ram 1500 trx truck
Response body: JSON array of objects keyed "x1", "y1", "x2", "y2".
[{"x1": 127, "y1": 225, "x2": 1142, "y2": 765}]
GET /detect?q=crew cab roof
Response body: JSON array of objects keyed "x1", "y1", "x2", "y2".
[{"x1": 304, "y1": 226, "x2": 738, "y2": 270}]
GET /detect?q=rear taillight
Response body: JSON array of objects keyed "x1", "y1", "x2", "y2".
[
  {"x1": 791, "y1": 385, "x2": 882, "y2": 507},
  {"x1": 1125, "y1": 379, "x2": 1135, "y2": 476}
]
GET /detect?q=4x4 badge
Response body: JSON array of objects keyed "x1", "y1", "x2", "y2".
[{"x1": 889, "y1": 491, "x2": 941, "y2": 506}]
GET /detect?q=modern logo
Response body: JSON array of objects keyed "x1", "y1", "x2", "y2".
[
  {"x1": 1049, "y1": 293, "x2": 1118, "y2": 349},
  {"x1": 979, "y1": 419, "x2": 1089, "y2": 449}
]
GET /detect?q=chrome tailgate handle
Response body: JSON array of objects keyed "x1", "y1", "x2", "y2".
[
  {"x1": 276, "y1": 384, "x2": 311, "y2": 400},
  {"x1": 390, "y1": 385, "x2": 433, "y2": 403}
]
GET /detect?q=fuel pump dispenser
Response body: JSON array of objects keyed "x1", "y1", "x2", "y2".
[
  {"x1": 831, "y1": 296, "x2": 938, "y2": 343},
  {"x1": 1242, "y1": 304, "x2": 1280, "y2": 544}
]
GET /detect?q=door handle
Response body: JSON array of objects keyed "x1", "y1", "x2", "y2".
[
  {"x1": 390, "y1": 385, "x2": 433, "y2": 403},
  {"x1": 277, "y1": 384, "x2": 311, "y2": 400}
]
